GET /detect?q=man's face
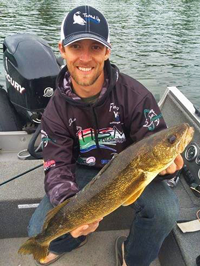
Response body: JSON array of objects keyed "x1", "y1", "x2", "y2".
[{"x1": 59, "y1": 39, "x2": 110, "y2": 88}]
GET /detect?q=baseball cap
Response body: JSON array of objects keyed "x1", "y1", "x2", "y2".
[{"x1": 61, "y1": 6, "x2": 111, "y2": 49}]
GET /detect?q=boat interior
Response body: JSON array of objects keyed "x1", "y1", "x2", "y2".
[{"x1": 0, "y1": 84, "x2": 200, "y2": 265}]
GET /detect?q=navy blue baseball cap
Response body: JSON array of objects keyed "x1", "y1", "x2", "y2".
[{"x1": 61, "y1": 6, "x2": 111, "y2": 49}]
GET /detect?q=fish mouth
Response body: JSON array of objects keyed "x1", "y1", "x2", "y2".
[{"x1": 177, "y1": 125, "x2": 194, "y2": 153}]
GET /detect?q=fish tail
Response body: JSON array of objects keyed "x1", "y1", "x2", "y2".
[{"x1": 18, "y1": 237, "x2": 49, "y2": 261}]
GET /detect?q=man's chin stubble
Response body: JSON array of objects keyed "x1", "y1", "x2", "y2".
[{"x1": 71, "y1": 74, "x2": 100, "y2": 87}]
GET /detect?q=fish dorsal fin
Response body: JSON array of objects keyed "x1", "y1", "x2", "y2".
[
  {"x1": 81, "y1": 155, "x2": 119, "y2": 190},
  {"x1": 42, "y1": 198, "x2": 71, "y2": 230},
  {"x1": 98, "y1": 154, "x2": 118, "y2": 176}
]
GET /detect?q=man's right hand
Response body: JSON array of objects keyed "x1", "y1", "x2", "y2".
[{"x1": 70, "y1": 218, "x2": 103, "y2": 238}]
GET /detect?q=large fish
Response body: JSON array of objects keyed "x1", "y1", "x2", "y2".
[{"x1": 18, "y1": 123, "x2": 194, "y2": 261}]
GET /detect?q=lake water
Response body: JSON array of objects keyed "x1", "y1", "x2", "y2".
[{"x1": 0, "y1": 0, "x2": 200, "y2": 106}]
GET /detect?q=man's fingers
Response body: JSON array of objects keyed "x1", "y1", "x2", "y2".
[
  {"x1": 165, "y1": 163, "x2": 177, "y2": 174},
  {"x1": 81, "y1": 225, "x2": 89, "y2": 231},
  {"x1": 159, "y1": 163, "x2": 176, "y2": 175},
  {"x1": 70, "y1": 218, "x2": 103, "y2": 238},
  {"x1": 77, "y1": 221, "x2": 100, "y2": 236},
  {"x1": 71, "y1": 224, "x2": 89, "y2": 236},
  {"x1": 174, "y1": 154, "x2": 184, "y2": 170},
  {"x1": 159, "y1": 155, "x2": 184, "y2": 176}
]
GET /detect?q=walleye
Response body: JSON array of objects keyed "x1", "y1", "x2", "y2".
[{"x1": 18, "y1": 123, "x2": 194, "y2": 261}]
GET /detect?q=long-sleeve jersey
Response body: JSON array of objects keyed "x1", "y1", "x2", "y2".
[{"x1": 41, "y1": 60, "x2": 167, "y2": 206}]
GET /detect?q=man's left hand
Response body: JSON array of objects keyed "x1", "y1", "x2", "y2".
[{"x1": 159, "y1": 154, "x2": 184, "y2": 175}]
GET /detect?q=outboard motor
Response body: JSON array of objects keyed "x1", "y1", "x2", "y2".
[{"x1": 3, "y1": 33, "x2": 60, "y2": 128}]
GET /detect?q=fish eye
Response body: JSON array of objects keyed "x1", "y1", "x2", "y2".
[{"x1": 167, "y1": 135, "x2": 177, "y2": 144}]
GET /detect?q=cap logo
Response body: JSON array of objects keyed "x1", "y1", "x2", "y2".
[{"x1": 73, "y1": 11, "x2": 100, "y2": 26}]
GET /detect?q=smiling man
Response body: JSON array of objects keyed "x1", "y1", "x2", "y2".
[
  {"x1": 28, "y1": 5, "x2": 183, "y2": 266},
  {"x1": 59, "y1": 39, "x2": 110, "y2": 97}
]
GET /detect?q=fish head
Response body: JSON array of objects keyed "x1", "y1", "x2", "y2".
[{"x1": 150, "y1": 123, "x2": 194, "y2": 171}]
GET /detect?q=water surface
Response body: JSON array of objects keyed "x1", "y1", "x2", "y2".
[{"x1": 0, "y1": 0, "x2": 199, "y2": 105}]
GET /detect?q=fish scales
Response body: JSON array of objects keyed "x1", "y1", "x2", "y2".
[
  {"x1": 18, "y1": 123, "x2": 194, "y2": 261},
  {"x1": 44, "y1": 152, "x2": 147, "y2": 233}
]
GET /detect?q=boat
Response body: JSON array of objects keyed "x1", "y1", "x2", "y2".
[
  {"x1": 158, "y1": 86, "x2": 200, "y2": 266},
  {"x1": 0, "y1": 34, "x2": 199, "y2": 266}
]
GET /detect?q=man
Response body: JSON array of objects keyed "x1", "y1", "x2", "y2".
[{"x1": 28, "y1": 5, "x2": 183, "y2": 266}]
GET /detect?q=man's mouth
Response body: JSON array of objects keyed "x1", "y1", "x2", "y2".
[{"x1": 78, "y1": 67, "x2": 93, "y2": 72}]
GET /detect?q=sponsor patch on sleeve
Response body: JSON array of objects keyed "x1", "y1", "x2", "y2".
[
  {"x1": 143, "y1": 109, "x2": 162, "y2": 131},
  {"x1": 44, "y1": 160, "x2": 56, "y2": 171},
  {"x1": 41, "y1": 130, "x2": 56, "y2": 148}
]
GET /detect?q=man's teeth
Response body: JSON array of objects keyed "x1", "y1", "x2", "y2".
[{"x1": 78, "y1": 67, "x2": 92, "y2": 72}]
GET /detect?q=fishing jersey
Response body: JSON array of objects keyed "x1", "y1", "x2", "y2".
[{"x1": 41, "y1": 60, "x2": 167, "y2": 206}]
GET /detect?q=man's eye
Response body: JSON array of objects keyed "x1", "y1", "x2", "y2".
[
  {"x1": 71, "y1": 44, "x2": 80, "y2": 49},
  {"x1": 92, "y1": 45, "x2": 102, "y2": 50}
]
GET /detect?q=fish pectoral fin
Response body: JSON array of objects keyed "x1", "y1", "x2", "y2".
[
  {"x1": 42, "y1": 198, "x2": 71, "y2": 230},
  {"x1": 122, "y1": 188, "x2": 145, "y2": 206},
  {"x1": 122, "y1": 171, "x2": 147, "y2": 207},
  {"x1": 122, "y1": 189, "x2": 145, "y2": 206}
]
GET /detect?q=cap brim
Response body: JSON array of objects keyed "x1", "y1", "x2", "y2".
[{"x1": 62, "y1": 34, "x2": 111, "y2": 49}]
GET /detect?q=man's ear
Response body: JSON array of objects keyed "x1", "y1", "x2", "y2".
[
  {"x1": 104, "y1": 47, "x2": 111, "y2": 61},
  {"x1": 58, "y1": 41, "x2": 66, "y2": 59}
]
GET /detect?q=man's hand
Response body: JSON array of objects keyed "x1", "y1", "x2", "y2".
[
  {"x1": 70, "y1": 218, "x2": 103, "y2": 238},
  {"x1": 159, "y1": 154, "x2": 184, "y2": 176}
]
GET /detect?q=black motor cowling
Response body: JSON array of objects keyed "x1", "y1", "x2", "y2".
[{"x1": 3, "y1": 33, "x2": 60, "y2": 124}]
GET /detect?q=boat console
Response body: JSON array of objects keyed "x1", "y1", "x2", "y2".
[{"x1": 158, "y1": 87, "x2": 200, "y2": 266}]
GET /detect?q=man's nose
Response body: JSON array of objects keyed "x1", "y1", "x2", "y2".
[{"x1": 79, "y1": 48, "x2": 92, "y2": 62}]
